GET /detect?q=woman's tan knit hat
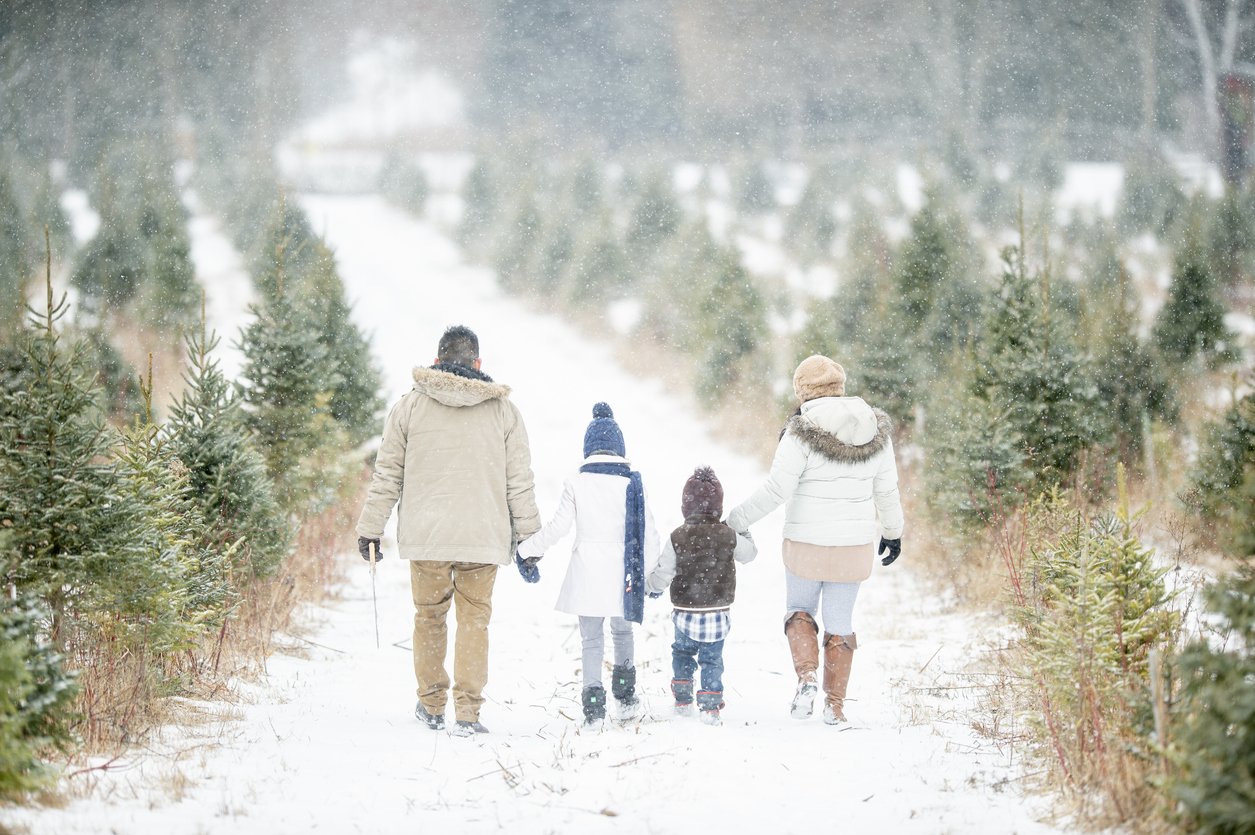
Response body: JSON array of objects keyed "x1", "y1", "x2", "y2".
[{"x1": 793, "y1": 355, "x2": 846, "y2": 401}]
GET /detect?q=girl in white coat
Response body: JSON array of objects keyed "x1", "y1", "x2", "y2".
[
  {"x1": 516, "y1": 403, "x2": 660, "y2": 724},
  {"x1": 725, "y1": 356, "x2": 904, "y2": 725}
]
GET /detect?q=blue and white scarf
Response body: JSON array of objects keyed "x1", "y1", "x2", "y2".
[{"x1": 579, "y1": 460, "x2": 646, "y2": 624}]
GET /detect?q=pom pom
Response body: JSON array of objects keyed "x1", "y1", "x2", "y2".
[
  {"x1": 692, "y1": 466, "x2": 717, "y2": 483},
  {"x1": 592, "y1": 402, "x2": 614, "y2": 419}
]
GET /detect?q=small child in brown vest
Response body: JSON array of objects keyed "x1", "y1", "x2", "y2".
[{"x1": 645, "y1": 467, "x2": 757, "y2": 725}]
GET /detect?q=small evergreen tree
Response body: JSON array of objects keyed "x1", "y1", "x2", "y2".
[
  {"x1": 1170, "y1": 565, "x2": 1255, "y2": 833},
  {"x1": 301, "y1": 242, "x2": 384, "y2": 448},
  {"x1": 784, "y1": 164, "x2": 839, "y2": 266},
  {"x1": 460, "y1": 159, "x2": 498, "y2": 254},
  {"x1": 0, "y1": 593, "x2": 77, "y2": 799},
  {"x1": 494, "y1": 189, "x2": 544, "y2": 292},
  {"x1": 237, "y1": 283, "x2": 346, "y2": 518},
  {"x1": 975, "y1": 244, "x2": 1109, "y2": 486},
  {"x1": 167, "y1": 315, "x2": 290, "y2": 582},
  {"x1": 1154, "y1": 235, "x2": 1232, "y2": 368},
  {"x1": 626, "y1": 173, "x2": 681, "y2": 258},
  {"x1": 71, "y1": 152, "x2": 197, "y2": 329},
  {"x1": 0, "y1": 281, "x2": 190, "y2": 650},
  {"x1": 1190, "y1": 392, "x2": 1255, "y2": 557},
  {"x1": 923, "y1": 346, "x2": 1029, "y2": 527},
  {"x1": 692, "y1": 246, "x2": 766, "y2": 405},
  {"x1": 567, "y1": 211, "x2": 627, "y2": 305}
]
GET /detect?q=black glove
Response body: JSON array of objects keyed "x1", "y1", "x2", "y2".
[
  {"x1": 516, "y1": 552, "x2": 540, "y2": 583},
  {"x1": 878, "y1": 537, "x2": 901, "y2": 566},
  {"x1": 359, "y1": 537, "x2": 382, "y2": 562},
  {"x1": 647, "y1": 590, "x2": 664, "y2": 600}
]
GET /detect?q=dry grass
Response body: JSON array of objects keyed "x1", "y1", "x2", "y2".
[{"x1": 59, "y1": 463, "x2": 370, "y2": 781}]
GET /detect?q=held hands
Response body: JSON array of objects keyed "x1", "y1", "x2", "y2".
[
  {"x1": 515, "y1": 552, "x2": 541, "y2": 584},
  {"x1": 358, "y1": 537, "x2": 382, "y2": 562},
  {"x1": 647, "y1": 590, "x2": 664, "y2": 600},
  {"x1": 878, "y1": 537, "x2": 901, "y2": 567}
]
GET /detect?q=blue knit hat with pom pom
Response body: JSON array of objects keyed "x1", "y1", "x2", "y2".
[{"x1": 583, "y1": 402, "x2": 625, "y2": 458}]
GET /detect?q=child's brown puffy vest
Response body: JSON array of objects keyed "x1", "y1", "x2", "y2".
[{"x1": 669, "y1": 513, "x2": 738, "y2": 610}]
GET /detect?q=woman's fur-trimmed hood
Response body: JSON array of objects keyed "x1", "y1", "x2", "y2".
[
  {"x1": 786, "y1": 396, "x2": 892, "y2": 464},
  {"x1": 412, "y1": 363, "x2": 512, "y2": 408}
]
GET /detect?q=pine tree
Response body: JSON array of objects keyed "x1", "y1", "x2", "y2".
[
  {"x1": 1191, "y1": 392, "x2": 1255, "y2": 557},
  {"x1": 301, "y1": 242, "x2": 384, "y2": 448},
  {"x1": 494, "y1": 190, "x2": 544, "y2": 293},
  {"x1": 460, "y1": 159, "x2": 498, "y2": 254},
  {"x1": 0, "y1": 276, "x2": 191, "y2": 650},
  {"x1": 895, "y1": 191, "x2": 982, "y2": 359},
  {"x1": 692, "y1": 246, "x2": 766, "y2": 405},
  {"x1": 784, "y1": 165, "x2": 838, "y2": 267},
  {"x1": 167, "y1": 314, "x2": 290, "y2": 583},
  {"x1": 0, "y1": 593, "x2": 76, "y2": 799},
  {"x1": 1154, "y1": 235, "x2": 1232, "y2": 367},
  {"x1": 975, "y1": 244, "x2": 1109, "y2": 486},
  {"x1": 1082, "y1": 259, "x2": 1174, "y2": 463},
  {"x1": 626, "y1": 173, "x2": 681, "y2": 259},
  {"x1": 567, "y1": 210, "x2": 627, "y2": 305},
  {"x1": 0, "y1": 170, "x2": 27, "y2": 332},
  {"x1": 70, "y1": 152, "x2": 197, "y2": 330},
  {"x1": 1170, "y1": 565, "x2": 1255, "y2": 833},
  {"x1": 237, "y1": 279, "x2": 346, "y2": 518},
  {"x1": 923, "y1": 346, "x2": 1029, "y2": 527}
]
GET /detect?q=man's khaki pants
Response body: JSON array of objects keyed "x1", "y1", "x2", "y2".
[{"x1": 409, "y1": 560, "x2": 498, "y2": 723}]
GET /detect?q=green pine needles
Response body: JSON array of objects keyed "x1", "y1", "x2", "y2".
[
  {"x1": 1170, "y1": 565, "x2": 1255, "y2": 834},
  {"x1": 167, "y1": 312, "x2": 289, "y2": 583},
  {"x1": 1005, "y1": 468, "x2": 1180, "y2": 825}
]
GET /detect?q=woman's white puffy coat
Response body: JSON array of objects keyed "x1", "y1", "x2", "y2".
[
  {"x1": 725, "y1": 396, "x2": 903, "y2": 546},
  {"x1": 516, "y1": 454, "x2": 660, "y2": 618}
]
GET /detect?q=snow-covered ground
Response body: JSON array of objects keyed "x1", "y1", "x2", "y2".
[{"x1": 1, "y1": 196, "x2": 1060, "y2": 835}]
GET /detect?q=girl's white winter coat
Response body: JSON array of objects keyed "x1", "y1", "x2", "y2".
[{"x1": 516, "y1": 454, "x2": 661, "y2": 618}]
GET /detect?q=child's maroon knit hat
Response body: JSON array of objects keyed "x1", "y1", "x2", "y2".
[{"x1": 682, "y1": 466, "x2": 723, "y2": 517}]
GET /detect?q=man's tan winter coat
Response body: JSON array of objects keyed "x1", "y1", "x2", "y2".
[{"x1": 356, "y1": 364, "x2": 542, "y2": 565}]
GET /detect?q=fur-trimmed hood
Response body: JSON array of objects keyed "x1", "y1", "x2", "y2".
[
  {"x1": 412, "y1": 363, "x2": 512, "y2": 408},
  {"x1": 786, "y1": 396, "x2": 892, "y2": 464}
]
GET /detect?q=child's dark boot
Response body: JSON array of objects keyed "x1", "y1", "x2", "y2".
[
  {"x1": 581, "y1": 684, "x2": 607, "y2": 725},
  {"x1": 672, "y1": 679, "x2": 695, "y2": 717},
  {"x1": 611, "y1": 663, "x2": 639, "y2": 718},
  {"x1": 697, "y1": 690, "x2": 725, "y2": 726}
]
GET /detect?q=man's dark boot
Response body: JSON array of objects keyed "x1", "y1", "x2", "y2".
[
  {"x1": 611, "y1": 663, "x2": 639, "y2": 717},
  {"x1": 582, "y1": 684, "x2": 607, "y2": 725},
  {"x1": 415, "y1": 701, "x2": 445, "y2": 730}
]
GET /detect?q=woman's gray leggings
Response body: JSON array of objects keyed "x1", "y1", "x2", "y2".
[
  {"x1": 578, "y1": 616, "x2": 634, "y2": 687},
  {"x1": 784, "y1": 568, "x2": 861, "y2": 636}
]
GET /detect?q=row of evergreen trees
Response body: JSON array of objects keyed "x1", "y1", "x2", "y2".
[
  {"x1": 70, "y1": 148, "x2": 199, "y2": 334},
  {"x1": 0, "y1": 158, "x2": 383, "y2": 793},
  {"x1": 458, "y1": 149, "x2": 771, "y2": 405}
]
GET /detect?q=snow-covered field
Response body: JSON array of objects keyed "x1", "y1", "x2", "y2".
[{"x1": 1, "y1": 196, "x2": 1060, "y2": 835}]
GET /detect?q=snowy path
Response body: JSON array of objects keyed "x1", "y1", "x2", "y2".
[{"x1": 2, "y1": 196, "x2": 1058, "y2": 834}]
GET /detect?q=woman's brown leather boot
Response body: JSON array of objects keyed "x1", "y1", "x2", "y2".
[
  {"x1": 785, "y1": 612, "x2": 820, "y2": 719},
  {"x1": 822, "y1": 632, "x2": 857, "y2": 724}
]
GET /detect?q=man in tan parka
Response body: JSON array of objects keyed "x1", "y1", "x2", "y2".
[{"x1": 356, "y1": 325, "x2": 541, "y2": 736}]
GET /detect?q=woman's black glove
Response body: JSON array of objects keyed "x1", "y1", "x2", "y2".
[
  {"x1": 647, "y1": 590, "x2": 664, "y2": 600},
  {"x1": 359, "y1": 537, "x2": 382, "y2": 562},
  {"x1": 878, "y1": 537, "x2": 901, "y2": 566},
  {"x1": 516, "y1": 552, "x2": 541, "y2": 583}
]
